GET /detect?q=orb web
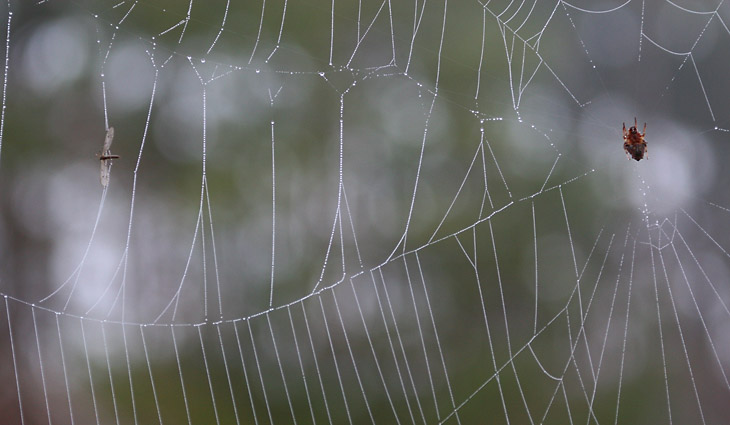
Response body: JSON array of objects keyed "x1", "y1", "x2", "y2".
[{"x1": 1, "y1": 0, "x2": 729, "y2": 424}]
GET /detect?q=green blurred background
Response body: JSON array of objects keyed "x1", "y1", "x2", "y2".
[{"x1": 1, "y1": 0, "x2": 730, "y2": 423}]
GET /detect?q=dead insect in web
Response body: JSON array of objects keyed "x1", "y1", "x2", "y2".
[
  {"x1": 98, "y1": 126, "x2": 120, "y2": 187},
  {"x1": 623, "y1": 117, "x2": 647, "y2": 161}
]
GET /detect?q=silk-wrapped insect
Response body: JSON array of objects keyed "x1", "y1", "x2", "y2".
[{"x1": 99, "y1": 127, "x2": 120, "y2": 187}]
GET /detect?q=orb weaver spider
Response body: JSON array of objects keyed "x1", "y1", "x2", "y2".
[{"x1": 623, "y1": 117, "x2": 647, "y2": 161}]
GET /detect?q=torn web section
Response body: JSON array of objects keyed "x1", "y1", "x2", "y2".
[{"x1": 3, "y1": 1, "x2": 730, "y2": 425}]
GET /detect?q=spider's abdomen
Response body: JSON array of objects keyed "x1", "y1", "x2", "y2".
[{"x1": 624, "y1": 142, "x2": 646, "y2": 161}]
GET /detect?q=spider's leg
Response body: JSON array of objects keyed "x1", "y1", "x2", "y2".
[
  {"x1": 643, "y1": 122, "x2": 646, "y2": 135},
  {"x1": 623, "y1": 122, "x2": 627, "y2": 138},
  {"x1": 634, "y1": 117, "x2": 637, "y2": 127}
]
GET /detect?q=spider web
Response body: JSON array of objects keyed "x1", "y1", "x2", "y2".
[{"x1": 1, "y1": 0, "x2": 730, "y2": 423}]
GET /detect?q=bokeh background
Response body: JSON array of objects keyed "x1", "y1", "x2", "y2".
[{"x1": 1, "y1": 0, "x2": 730, "y2": 423}]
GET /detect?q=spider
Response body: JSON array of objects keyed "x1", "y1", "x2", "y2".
[{"x1": 623, "y1": 117, "x2": 647, "y2": 161}]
